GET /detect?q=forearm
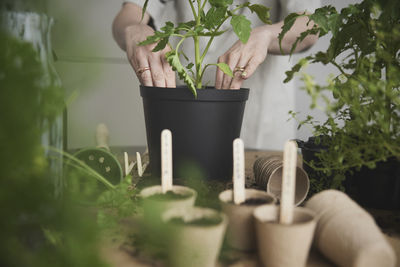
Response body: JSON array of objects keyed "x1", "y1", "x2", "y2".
[
  {"x1": 262, "y1": 16, "x2": 317, "y2": 55},
  {"x1": 112, "y1": 2, "x2": 150, "y2": 51}
]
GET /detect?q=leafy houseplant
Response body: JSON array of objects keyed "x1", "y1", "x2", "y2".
[
  {"x1": 138, "y1": 0, "x2": 271, "y2": 180},
  {"x1": 280, "y1": 0, "x2": 400, "y2": 208},
  {"x1": 141, "y1": 0, "x2": 271, "y2": 96}
]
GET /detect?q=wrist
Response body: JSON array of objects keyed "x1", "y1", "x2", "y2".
[{"x1": 258, "y1": 24, "x2": 279, "y2": 50}]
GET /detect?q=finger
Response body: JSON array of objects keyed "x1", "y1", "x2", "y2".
[
  {"x1": 161, "y1": 53, "x2": 176, "y2": 88},
  {"x1": 136, "y1": 55, "x2": 153, "y2": 86},
  {"x1": 148, "y1": 53, "x2": 166, "y2": 87},
  {"x1": 221, "y1": 53, "x2": 240, "y2": 89},
  {"x1": 230, "y1": 56, "x2": 251, "y2": 89},
  {"x1": 241, "y1": 56, "x2": 263, "y2": 81}
]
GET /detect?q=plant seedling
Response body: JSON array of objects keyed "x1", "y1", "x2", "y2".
[
  {"x1": 141, "y1": 0, "x2": 272, "y2": 96},
  {"x1": 233, "y1": 138, "x2": 245, "y2": 204},
  {"x1": 279, "y1": 140, "x2": 298, "y2": 224},
  {"x1": 161, "y1": 129, "x2": 173, "y2": 193}
]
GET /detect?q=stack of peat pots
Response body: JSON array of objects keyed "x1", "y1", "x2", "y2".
[
  {"x1": 305, "y1": 190, "x2": 396, "y2": 267},
  {"x1": 253, "y1": 155, "x2": 310, "y2": 205}
]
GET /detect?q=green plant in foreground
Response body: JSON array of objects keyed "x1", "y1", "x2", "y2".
[
  {"x1": 141, "y1": 0, "x2": 271, "y2": 96},
  {"x1": 0, "y1": 27, "x2": 107, "y2": 266},
  {"x1": 281, "y1": 0, "x2": 400, "y2": 189}
]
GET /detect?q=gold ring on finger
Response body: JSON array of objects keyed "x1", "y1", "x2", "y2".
[
  {"x1": 137, "y1": 66, "x2": 151, "y2": 75},
  {"x1": 233, "y1": 66, "x2": 246, "y2": 74}
]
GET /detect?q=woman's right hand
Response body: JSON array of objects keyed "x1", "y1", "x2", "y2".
[{"x1": 124, "y1": 24, "x2": 176, "y2": 88}]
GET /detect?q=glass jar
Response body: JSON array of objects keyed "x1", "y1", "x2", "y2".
[{"x1": 2, "y1": 11, "x2": 65, "y2": 196}]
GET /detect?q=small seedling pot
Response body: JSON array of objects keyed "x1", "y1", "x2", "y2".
[
  {"x1": 139, "y1": 185, "x2": 197, "y2": 220},
  {"x1": 162, "y1": 206, "x2": 227, "y2": 267},
  {"x1": 253, "y1": 156, "x2": 310, "y2": 205},
  {"x1": 268, "y1": 166, "x2": 309, "y2": 206},
  {"x1": 306, "y1": 190, "x2": 396, "y2": 267},
  {"x1": 219, "y1": 189, "x2": 276, "y2": 251},
  {"x1": 253, "y1": 205, "x2": 316, "y2": 267}
]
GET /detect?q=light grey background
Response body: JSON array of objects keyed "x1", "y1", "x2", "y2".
[{"x1": 51, "y1": 0, "x2": 360, "y2": 149}]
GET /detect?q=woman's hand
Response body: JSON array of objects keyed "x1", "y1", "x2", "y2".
[
  {"x1": 125, "y1": 24, "x2": 176, "y2": 88},
  {"x1": 215, "y1": 26, "x2": 273, "y2": 90}
]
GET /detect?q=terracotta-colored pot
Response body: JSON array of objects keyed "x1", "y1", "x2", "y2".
[
  {"x1": 254, "y1": 205, "x2": 316, "y2": 267},
  {"x1": 219, "y1": 189, "x2": 276, "y2": 251},
  {"x1": 162, "y1": 207, "x2": 227, "y2": 267}
]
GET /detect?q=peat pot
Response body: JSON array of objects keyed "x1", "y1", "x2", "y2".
[
  {"x1": 162, "y1": 206, "x2": 227, "y2": 267},
  {"x1": 219, "y1": 189, "x2": 276, "y2": 251},
  {"x1": 140, "y1": 86, "x2": 249, "y2": 181}
]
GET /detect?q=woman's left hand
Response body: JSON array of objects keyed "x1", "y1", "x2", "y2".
[{"x1": 215, "y1": 26, "x2": 273, "y2": 89}]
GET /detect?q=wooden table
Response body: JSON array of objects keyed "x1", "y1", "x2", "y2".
[{"x1": 100, "y1": 148, "x2": 400, "y2": 267}]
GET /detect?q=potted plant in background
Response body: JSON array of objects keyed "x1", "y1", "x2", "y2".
[
  {"x1": 140, "y1": 0, "x2": 271, "y2": 180},
  {"x1": 280, "y1": 0, "x2": 400, "y2": 209}
]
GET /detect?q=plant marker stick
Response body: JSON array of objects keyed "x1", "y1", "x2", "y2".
[
  {"x1": 233, "y1": 138, "x2": 246, "y2": 204},
  {"x1": 127, "y1": 161, "x2": 136, "y2": 175},
  {"x1": 161, "y1": 129, "x2": 173, "y2": 193},
  {"x1": 96, "y1": 123, "x2": 110, "y2": 150},
  {"x1": 137, "y1": 152, "x2": 143, "y2": 177},
  {"x1": 124, "y1": 152, "x2": 129, "y2": 176},
  {"x1": 279, "y1": 140, "x2": 298, "y2": 224}
]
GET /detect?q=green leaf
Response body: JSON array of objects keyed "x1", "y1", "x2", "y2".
[
  {"x1": 209, "y1": 0, "x2": 233, "y2": 8},
  {"x1": 278, "y1": 12, "x2": 303, "y2": 54},
  {"x1": 249, "y1": 4, "x2": 271, "y2": 24},
  {"x1": 216, "y1": 63, "x2": 233, "y2": 77},
  {"x1": 230, "y1": 15, "x2": 251, "y2": 43},
  {"x1": 284, "y1": 56, "x2": 311, "y2": 83},
  {"x1": 152, "y1": 37, "x2": 169, "y2": 52},
  {"x1": 160, "y1": 21, "x2": 175, "y2": 34},
  {"x1": 141, "y1": 0, "x2": 149, "y2": 21},
  {"x1": 165, "y1": 50, "x2": 197, "y2": 97},
  {"x1": 289, "y1": 27, "x2": 319, "y2": 55},
  {"x1": 177, "y1": 21, "x2": 196, "y2": 31},
  {"x1": 205, "y1": 7, "x2": 227, "y2": 29},
  {"x1": 139, "y1": 35, "x2": 159, "y2": 46}
]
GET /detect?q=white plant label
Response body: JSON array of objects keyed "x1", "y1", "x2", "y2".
[
  {"x1": 96, "y1": 123, "x2": 110, "y2": 150},
  {"x1": 124, "y1": 152, "x2": 129, "y2": 176},
  {"x1": 161, "y1": 129, "x2": 173, "y2": 193},
  {"x1": 124, "y1": 152, "x2": 136, "y2": 176},
  {"x1": 233, "y1": 138, "x2": 246, "y2": 205},
  {"x1": 136, "y1": 152, "x2": 143, "y2": 177},
  {"x1": 280, "y1": 140, "x2": 298, "y2": 225}
]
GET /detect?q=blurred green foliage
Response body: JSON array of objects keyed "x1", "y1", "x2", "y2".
[
  {"x1": 0, "y1": 6, "x2": 107, "y2": 266},
  {"x1": 282, "y1": 0, "x2": 400, "y2": 189}
]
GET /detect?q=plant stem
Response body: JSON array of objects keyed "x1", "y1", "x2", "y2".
[
  {"x1": 188, "y1": 0, "x2": 197, "y2": 21},
  {"x1": 194, "y1": 0, "x2": 202, "y2": 88},
  {"x1": 385, "y1": 62, "x2": 392, "y2": 127}
]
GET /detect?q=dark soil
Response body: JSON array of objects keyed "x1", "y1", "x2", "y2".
[
  {"x1": 168, "y1": 216, "x2": 223, "y2": 226},
  {"x1": 146, "y1": 191, "x2": 192, "y2": 201},
  {"x1": 229, "y1": 198, "x2": 272, "y2": 206}
]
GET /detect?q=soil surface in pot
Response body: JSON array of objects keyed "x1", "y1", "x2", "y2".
[
  {"x1": 146, "y1": 191, "x2": 193, "y2": 201},
  {"x1": 229, "y1": 198, "x2": 273, "y2": 206},
  {"x1": 168, "y1": 216, "x2": 223, "y2": 226}
]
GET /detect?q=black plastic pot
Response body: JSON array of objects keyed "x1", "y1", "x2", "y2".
[
  {"x1": 297, "y1": 137, "x2": 400, "y2": 210},
  {"x1": 140, "y1": 85, "x2": 249, "y2": 181},
  {"x1": 348, "y1": 158, "x2": 400, "y2": 210}
]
